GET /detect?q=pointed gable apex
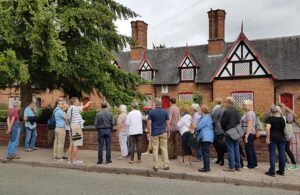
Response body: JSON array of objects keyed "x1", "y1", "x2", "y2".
[
  {"x1": 138, "y1": 52, "x2": 154, "y2": 71},
  {"x1": 211, "y1": 31, "x2": 276, "y2": 81},
  {"x1": 177, "y1": 48, "x2": 199, "y2": 68}
]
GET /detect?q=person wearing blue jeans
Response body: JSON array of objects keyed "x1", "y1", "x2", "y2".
[
  {"x1": 268, "y1": 141, "x2": 285, "y2": 175},
  {"x1": 225, "y1": 136, "x2": 240, "y2": 169},
  {"x1": 244, "y1": 133, "x2": 257, "y2": 168},
  {"x1": 7, "y1": 122, "x2": 21, "y2": 159},
  {"x1": 265, "y1": 105, "x2": 286, "y2": 177},
  {"x1": 221, "y1": 97, "x2": 241, "y2": 172},
  {"x1": 24, "y1": 102, "x2": 38, "y2": 152},
  {"x1": 97, "y1": 128, "x2": 112, "y2": 164},
  {"x1": 6, "y1": 100, "x2": 21, "y2": 160},
  {"x1": 94, "y1": 101, "x2": 114, "y2": 164},
  {"x1": 25, "y1": 127, "x2": 37, "y2": 150}
]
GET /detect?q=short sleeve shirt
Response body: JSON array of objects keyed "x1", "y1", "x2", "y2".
[
  {"x1": 117, "y1": 113, "x2": 128, "y2": 132},
  {"x1": 241, "y1": 111, "x2": 256, "y2": 135},
  {"x1": 8, "y1": 108, "x2": 19, "y2": 123},
  {"x1": 54, "y1": 108, "x2": 66, "y2": 128},
  {"x1": 266, "y1": 116, "x2": 286, "y2": 142},
  {"x1": 24, "y1": 107, "x2": 35, "y2": 127},
  {"x1": 169, "y1": 105, "x2": 180, "y2": 131},
  {"x1": 148, "y1": 107, "x2": 169, "y2": 136},
  {"x1": 67, "y1": 106, "x2": 83, "y2": 125}
]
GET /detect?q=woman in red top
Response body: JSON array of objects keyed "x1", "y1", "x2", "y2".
[{"x1": 6, "y1": 100, "x2": 21, "y2": 160}]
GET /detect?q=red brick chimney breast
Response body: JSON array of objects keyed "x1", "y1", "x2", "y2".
[
  {"x1": 207, "y1": 9, "x2": 226, "y2": 55},
  {"x1": 130, "y1": 20, "x2": 148, "y2": 60}
]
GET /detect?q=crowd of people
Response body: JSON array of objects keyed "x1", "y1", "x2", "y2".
[{"x1": 5, "y1": 95, "x2": 299, "y2": 176}]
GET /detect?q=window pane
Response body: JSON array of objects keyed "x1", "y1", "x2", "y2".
[
  {"x1": 179, "y1": 93, "x2": 193, "y2": 101},
  {"x1": 140, "y1": 71, "x2": 152, "y2": 81},
  {"x1": 235, "y1": 62, "x2": 250, "y2": 76},
  {"x1": 181, "y1": 69, "x2": 194, "y2": 80},
  {"x1": 232, "y1": 92, "x2": 254, "y2": 107}
]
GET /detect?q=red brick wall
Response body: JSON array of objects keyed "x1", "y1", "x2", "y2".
[
  {"x1": 276, "y1": 81, "x2": 300, "y2": 117},
  {"x1": 213, "y1": 78, "x2": 275, "y2": 113},
  {"x1": 0, "y1": 88, "x2": 103, "y2": 108}
]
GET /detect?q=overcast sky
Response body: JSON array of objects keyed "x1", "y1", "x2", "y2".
[{"x1": 115, "y1": 0, "x2": 300, "y2": 49}]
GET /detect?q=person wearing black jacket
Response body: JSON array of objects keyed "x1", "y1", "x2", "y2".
[{"x1": 221, "y1": 97, "x2": 241, "y2": 172}]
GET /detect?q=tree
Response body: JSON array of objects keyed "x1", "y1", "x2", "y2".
[
  {"x1": 0, "y1": 0, "x2": 144, "y2": 107},
  {"x1": 152, "y1": 43, "x2": 166, "y2": 49}
]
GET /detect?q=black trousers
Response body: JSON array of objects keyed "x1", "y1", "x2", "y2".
[
  {"x1": 129, "y1": 134, "x2": 142, "y2": 161},
  {"x1": 213, "y1": 134, "x2": 225, "y2": 163},
  {"x1": 285, "y1": 140, "x2": 296, "y2": 165}
]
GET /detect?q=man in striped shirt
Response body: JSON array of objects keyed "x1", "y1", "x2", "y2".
[{"x1": 67, "y1": 97, "x2": 91, "y2": 164}]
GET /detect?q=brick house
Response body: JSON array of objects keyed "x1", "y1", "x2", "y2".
[{"x1": 114, "y1": 9, "x2": 300, "y2": 116}]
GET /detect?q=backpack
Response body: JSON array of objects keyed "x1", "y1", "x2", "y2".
[{"x1": 48, "y1": 109, "x2": 58, "y2": 130}]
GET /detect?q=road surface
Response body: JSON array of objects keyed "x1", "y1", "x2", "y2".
[{"x1": 0, "y1": 163, "x2": 298, "y2": 195}]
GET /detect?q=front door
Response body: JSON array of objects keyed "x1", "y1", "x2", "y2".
[
  {"x1": 161, "y1": 96, "x2": 170, "y2": 109},
  {"x1": 280, "y1": 93, "x2": 293, "y2": 110}
]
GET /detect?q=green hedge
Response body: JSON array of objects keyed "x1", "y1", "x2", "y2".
[
  {"x1": 0, "y1": 110, "x2": 8, "y2": 122},
  {"x1": 81, "y1": 109, "x2": 98, "y2": 126}
]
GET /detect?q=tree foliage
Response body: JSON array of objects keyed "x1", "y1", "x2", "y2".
[{"x1": 0, "y1": 0, "x2": 144, "y2": 107}]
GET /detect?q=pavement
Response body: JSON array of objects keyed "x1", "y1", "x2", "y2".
[
  {"x1": 0, "y1": 147, "x2": 300, "y2": 192},
  {"x1": 1, "y1": 164, "x2": 299, "y2": 195}
]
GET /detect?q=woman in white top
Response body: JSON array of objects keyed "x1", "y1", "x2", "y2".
[
  {"x1": 177, "y1": 105, "x2": 193, "y2": 166},
  {"x1": 116, "y1": 105, "x2": 128, "y2": 160},
  {"x1": 126, "y1": 102, "x2": 143, "y2": 164}
]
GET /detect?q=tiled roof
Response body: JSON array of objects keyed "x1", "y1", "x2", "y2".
[{"x1": 114, "y1": 35, "x2": 300, "y2": 84}]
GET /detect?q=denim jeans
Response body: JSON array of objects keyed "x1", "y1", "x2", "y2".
[
  {"x1": 225, "y1": 135, "x2": 240, "y2": 169},
  {"x1": 7, "y1": 122, "x2": 21, "y2": 157},
  {"x1": 15, "y1": 127, "x2": 21, "y2": 147},
  {"x1": 201, "y1": 141, "x2": 211, "y2": 171},
  {"x1": 244, "y1": 134, "x2": 257, "y2": 168},
  {"x1": 268, "y1": 141, "x2": 285, "y2": 174},
  {"x1": 98, "y1": 128, "x2": 112, "y2": 162},
  {"x1": 25, "y1": 127, "x2": 37, "y2": 149}
]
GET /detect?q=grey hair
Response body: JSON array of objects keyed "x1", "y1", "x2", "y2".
[
  {"x1": 191, "y1": 103, "x2": 200, "y2": 111},
  {"x1": 13, "y1": 100, "x2": 21, "y2": 107},
  {"x1": 155, "y1": 98, "x2": 162, "y2": 107},
  {"x1": 270, "y1": 105, "x2": 282, "y2": 115},
  {"x1": 131, "y1": 101, "x2": 139, "y2": 109},
  {"x1": 225, "y1": 96, "x2": 235, "y2": 105},
  {"x1": 119, "y1": 104, "x2": 127, "y2": 113}
]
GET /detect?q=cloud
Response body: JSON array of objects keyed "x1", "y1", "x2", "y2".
[{"x1": 115, "y1": 0, "x2": 300, "y2": 49}]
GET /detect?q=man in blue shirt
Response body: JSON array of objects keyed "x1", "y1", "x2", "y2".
[
  {"x1": 148, "y1": 98, "x2": 170, "y2": 171},
  {"x1": 24, "y1": 102, "x2": 38, "y2": 152},
  {"x1": 53, "y1": 100, "x2": 69, "y2": 161}
]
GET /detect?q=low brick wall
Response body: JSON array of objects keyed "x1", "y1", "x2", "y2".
[{"x1": 0, "y1": 123, "x2": 269, "y2": 161}]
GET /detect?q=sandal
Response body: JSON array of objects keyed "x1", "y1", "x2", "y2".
[{"x1": 128, "y1": 161, "x2": 134, "y2": 164}]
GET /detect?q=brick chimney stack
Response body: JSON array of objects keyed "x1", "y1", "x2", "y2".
[
  {"x1": 207, "y1": 9, "x2": 226, "y2": 55},
  {"x1": 130, "y1": 20, "x2": 148, "y2": 60}
]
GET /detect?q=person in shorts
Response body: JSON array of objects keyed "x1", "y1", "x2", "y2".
[{"x1": 67, "y1": 97, "x2": 91, "y2": 164}]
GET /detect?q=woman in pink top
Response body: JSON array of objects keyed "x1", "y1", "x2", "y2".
[{"x1": 6, "y1": 100, "x2": 21, "y2": 160}]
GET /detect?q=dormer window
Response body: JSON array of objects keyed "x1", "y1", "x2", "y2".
[
  {"x1": 139, "y1": 60, "x2": 154, "y2": 82},
  {"x1": 180, "y1": 57, "x2": 196, "y2": 81}
]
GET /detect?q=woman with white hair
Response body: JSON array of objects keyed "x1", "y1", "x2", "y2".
[
  {"x1": 116, "y1": 105, "x2": 129, "y2": 160},
  {"x1": 6, "y1": 100, "x2": 21, "y2": 160},
  {"x1": 265, "y1": 105, "x2": 286, "y2": 177},
  {"x1": 241, "y1": 100, "x2": 258, "y2": 169}
]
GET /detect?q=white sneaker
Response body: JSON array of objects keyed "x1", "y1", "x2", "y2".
[{"x1": 72, "y1": 160, "x2": 83, "y2": 164}]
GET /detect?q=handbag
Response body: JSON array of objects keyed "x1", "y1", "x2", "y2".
[
  {"x1": 70, "y1": 108, "x2": 82, "y2": 141},
  {"x1": 225, "y1": 124, "x2": 244, "y2": 140},
  {"x1": 284, "y1": 123, "x2": 294, "y2": 140}
]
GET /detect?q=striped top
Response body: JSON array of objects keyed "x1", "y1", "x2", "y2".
[{"x1": 67, "y1": 105, "x2": 83, "y2": 125}]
